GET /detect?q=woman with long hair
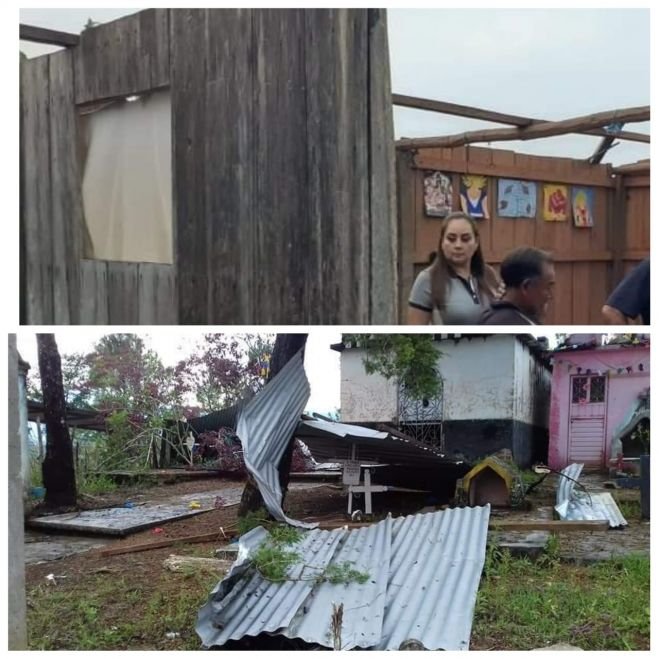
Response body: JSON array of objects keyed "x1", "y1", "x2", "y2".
[{"x1": 408, "y1": 212, "x2": 500, "y2": 324}]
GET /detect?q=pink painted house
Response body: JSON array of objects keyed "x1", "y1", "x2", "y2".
[{"x1": 548, "y1": 338, "x2": 650, "y2": 472}]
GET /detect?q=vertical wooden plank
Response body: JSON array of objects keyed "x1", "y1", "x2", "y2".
[
  {"x1": 396, "y1": 151, "x2": 417, "y2": 323},
  {"x1": 138, "y1": 264, "x2": 177, "y2": 324},
  {"x1": 510, "y1": 153, "x2": 538, "y2": 256},
  {"x1": 140, "y1": 9, "x2": 171, "y2": 89},
  {"x1": 49, "y1": 49, "x2": 83, "y2": 325},
  {"x1": 253, "y1": 9, "x2": 313, "y2": 323},
  {"x1": 75, "y1": 9, "x2": 171, "y2": 104},
  {"x1": 548, "y1": 262, "x2": 572, "y2": 325},
  {"x1": 205, "y1": 8, "x2": 254, "y2": 324},
  {"x1": 368, "y1": 8, "x2": 397, "y2": 325},
  {"x1": 21, "y1": 55, "x2": 53, "y2": 324},
  {"x1": 171, "y1": 9, "x2": 208, "y2": 324},
  {"x1": 107, "y1": 263, "x2": 139, "y2": 324},
  {"x1": 19, "y1": 55, "x2": 27, "y2": 324},
  {"x1": 490, "y1": 149, "x2": 516, "y2": 258},
  {"x1": 79, "y1": 260, "x2": 109, "y2": 324}
]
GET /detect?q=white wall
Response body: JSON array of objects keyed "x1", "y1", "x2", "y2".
[
  {"x1": 438, "y1": 336, "x2": 515, "y2": 420},
  {"x1": 341, "y1": 349, "x2": 398, "y2": 422},
  {"x1": 340, "y1": 336, "x2": 520, "y2": 423}
]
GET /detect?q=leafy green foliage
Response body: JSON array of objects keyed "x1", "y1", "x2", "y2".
[
  {"x1": 320, "y1": 562, "x2": 370, "y2": 585},
  {"x1": 252, "y1": 544, "x2": 301, "y2": 582},
  {"x1": 343, "y1": 334, "x2": 441, "y2": 401}
]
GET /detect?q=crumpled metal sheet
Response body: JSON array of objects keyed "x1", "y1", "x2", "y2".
[
  {"x1": 296, "y1": 419, "x2": 455, "y2": 468},
  {"x1": 196, "y1": 506, "x2": 491, "y2": 650},
  {"x1": 555, "y1": 463, "x2": 627, "y2": 528},
  {"x1": 235, "y1": 350, "x2": 314, "y2": 528}
]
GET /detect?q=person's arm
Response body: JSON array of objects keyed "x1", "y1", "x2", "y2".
[
  {"x1": 601, "y1": 304, "x2": 631, "y2": 324},
  {"x1": 408, "y1": 268, "x2": 434, "y2": 325},
  {"x1": 407, "y1": 306, "x2": 432, "y2": 325},
  {"x1": 603, "y1": 260, "x2": 650, "y2": 323}
]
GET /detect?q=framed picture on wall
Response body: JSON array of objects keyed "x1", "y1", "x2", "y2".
[
  {"x1": 459, "y1": 175, "x2": 489, "y2": 219},
  {"x1": 423, "y1": 170, "x2": 453, "y2": 217},
  {"x1": 572, "y1": 187, "x2": 594, "y2": 228},
  {"x1": 497, "y1": 178, "x2": 537, "y2": 218}
]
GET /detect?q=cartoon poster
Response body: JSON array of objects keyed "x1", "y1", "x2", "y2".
[
  {"x1": 460, "y1": 175, "x2": 489, "y2": 219},
  {"x1": 572, "y1": 187, "x2": 594, "y2": 228},
  {"x1": 423, "y1": 171, "x2": 453, "y2": 218},
  {"x1": 542, "y1": 184, "x2": 569, "y2": 222},
  {"x1": 497, "y1": 179, "x2": 537, "y2": 218}
]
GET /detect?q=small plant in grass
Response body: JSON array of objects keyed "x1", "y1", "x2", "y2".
[
  {"x1": 78, "y1": 473, "x2": 118, "y2": 496},
  {"x1": 615, "y1": 498, "x2": 641, "y2": 521},
  {"x1": 237, "y1": 507, "x2": 271, "y2": 535}
]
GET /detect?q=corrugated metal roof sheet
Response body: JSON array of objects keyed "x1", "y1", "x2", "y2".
[
  {"x1": 296, "y1": 419, "x2": 458, "y2": 468},
  {"x1": 555, "y1": 463, "x2": 627, "y2": 528},
  {"x1": 235, "y1": 350, "x2": 314, "y2": 528},
  {"x1": 196, "y1": 505, "x2": 490, "y2": 650}
]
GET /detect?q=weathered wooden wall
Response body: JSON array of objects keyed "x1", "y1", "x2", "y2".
[
  {"x1": 20, "y1": 8, "x2": 397, "y2": 325},
  {"x1": 397, "y1": 146, "x2": 650, "y2": 325}
]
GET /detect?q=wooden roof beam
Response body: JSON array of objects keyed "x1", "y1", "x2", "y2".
[
  {"x1": 393, "y1": 94, "x2": 650, "y2": 144},
  {"x1": 19, "y1": 23, "x2": 80, "y2": 47},
  {"x1": 396, "y1": 105, "x2": 650, "y2": 150}
]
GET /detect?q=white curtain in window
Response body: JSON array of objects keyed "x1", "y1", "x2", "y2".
[{"x1": 82, "y1": 90, "x2": 172, "y2": 264}]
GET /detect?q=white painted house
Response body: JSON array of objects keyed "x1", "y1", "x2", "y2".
[{"x1": 334, "y1": 334, "x2": 551, "y2": 468}]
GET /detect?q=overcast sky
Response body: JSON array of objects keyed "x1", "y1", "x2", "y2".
[
  {"x1": 19, "y1": 7, "x2": 650, "y2": 166},
  {"x1": 16, "y1": 330, "x2": 343, "y2": 415}
]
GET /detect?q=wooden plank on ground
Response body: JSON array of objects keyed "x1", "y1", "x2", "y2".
[
  {"x1": 489, "y1": 520, "x2": 609, "y2": 532},
  {"x1": 99, "y1": 529, "x2": 237, "y2": 557}
]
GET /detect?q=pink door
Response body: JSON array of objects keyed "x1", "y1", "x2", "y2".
[{"x1": 568, "y1": 375, "x2": 608, "y2": 468}]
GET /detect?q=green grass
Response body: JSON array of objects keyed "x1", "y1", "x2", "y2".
[
  {"x1": 27, "y1": 572, "x2": 220, "y2": 650},
  {"x1": 472, "y1": 545, "x2": 650, "y2": 650},
  {"x1": 614, "y1": 497, "x2": 642, "y2": 521},
  {"x1": 78, "y1": 473, "x2": 119, "y2": 496}
]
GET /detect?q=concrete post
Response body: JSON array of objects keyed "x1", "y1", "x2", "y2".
[{"x1": 8, "y1": 335, "x2": 28, "y2": 649}]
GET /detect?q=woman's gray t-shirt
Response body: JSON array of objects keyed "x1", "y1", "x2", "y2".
[{"x1": 408, "y1": 267, "x2": 490, "y2": 324}]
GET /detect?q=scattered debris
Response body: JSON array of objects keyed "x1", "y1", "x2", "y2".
[
  {"x1": 163, "y1": 555, "x2": 232, "y2": 574},
  {"x1": 99, "y1": 529, "x2": 238, "y2": 557},
  {"x1": 533, "y1": 643, "x2": 584, "y2": 651},
  {"x1": 45, "y1": 573, "x2": 67, "y2": 586},
  {"x1": 188, "y1": 501, "x2": 201, "y2": 510},
  {"x1": 165, "y1": 632, "x2": 180, "y2": 640},
  {"x1": 152, "y1": 527, "x2": 164, "y2": 534},
  {"x1": 555, "y1": 464, "x2": 627, "y2": 528}
]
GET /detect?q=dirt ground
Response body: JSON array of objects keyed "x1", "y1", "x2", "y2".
[{"x1": 23, "y1": 472, "x2": 649, "y2": 650}]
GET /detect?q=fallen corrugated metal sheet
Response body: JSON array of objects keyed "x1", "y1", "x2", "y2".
[
  {"x1": 235, "y1": 350, "x2": 314, "y2": 528},
  {"x1": 296, "y1": 419, "x2": 458, "y2": 468},
  {"x1": 196, "y1": 505, "x2": 491, "y2": 650},
  {"x1": 555, "y1": 463, "x2": 627, "y2": 528},
  {"x1": 377, "y1": 505, "x2": 491, "y2": 650}
]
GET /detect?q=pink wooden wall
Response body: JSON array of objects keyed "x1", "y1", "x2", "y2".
[{"x1": 548, "y1": 345, "x2": 650, "y2": 470}]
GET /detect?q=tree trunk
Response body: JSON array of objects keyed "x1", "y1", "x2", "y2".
[
  {"x1": 37, "y1": 334, "x2": 77, "y2": 508},
  {"x1": 238, "y1": 334, "x2": 308, "y2": 518}
]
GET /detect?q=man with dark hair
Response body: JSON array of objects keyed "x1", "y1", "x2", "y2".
[
  {"x1": 602, "y1": 258, "x2": 650, "y2": 325},
  {"x1": 479, "y1": 247, "x2": 555, "y2": 325}
]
